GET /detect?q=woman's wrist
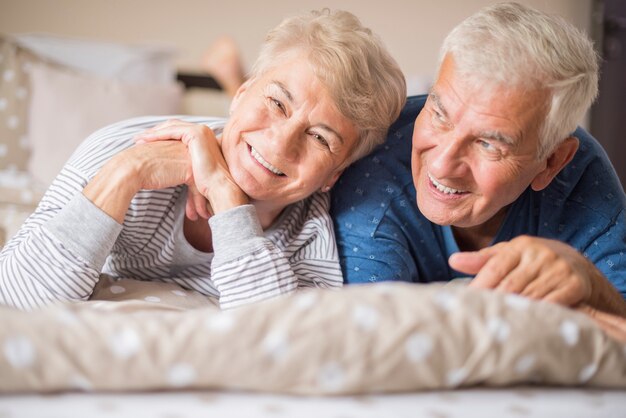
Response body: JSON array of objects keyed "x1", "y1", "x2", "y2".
[
  {"x1": 204, "y1": 177, "x2": 249, "y2": 214},
  {"x1": 83, "y1": 155, "x2": 141, "y2": 224}
]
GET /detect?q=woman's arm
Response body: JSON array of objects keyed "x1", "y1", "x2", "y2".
[
  {"x1": 135, "y1": 121, "x2": 343, "y2": 309},
  {"x1": 0, "y1": 122, "x2": 194, "y2": 310},
  {"x1": 209, "y1": 193, "x2": 342, "y2": 309}
]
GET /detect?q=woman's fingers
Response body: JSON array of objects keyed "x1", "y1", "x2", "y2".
[
  {"x1": 185, "y1": 198, "x2": 199, "y2": 221},
  {"x1": 134, "y1": 120, "x2": 210, "y2": 146},
  {"x1": 188, "y1": 184, "x2": 211, "y2": 219}
]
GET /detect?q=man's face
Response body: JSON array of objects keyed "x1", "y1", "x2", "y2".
[{"x1": 411, "y1": 54, "x2": 551, "y2": 232}]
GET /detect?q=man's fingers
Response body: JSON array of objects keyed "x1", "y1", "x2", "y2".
[
  {"x1": 448, "y1": 250, "x2": 492, "y2": 275},
  {"x1": 503, "y1": 251, "x2": 559, "y2": 297},
  {"x1": 543, "y1": 284, "x2": 584, "y2": 307},
  {"x1": 576, "y1": 304, "x2": 626, "y2": 343},
  {"x1": 460, "y1": 246, "x2": 519, "y2": 289}
]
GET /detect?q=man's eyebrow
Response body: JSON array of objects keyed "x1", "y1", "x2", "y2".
[
  {"x1": 429, "y1": 91, "x2": 517, "y2": 146},
  {"x1": 429, "y1": 92, "x2": 448, "y2": 119},
  {"x1": 478, "y1": 130, "x2": 517, "y2": 146}
]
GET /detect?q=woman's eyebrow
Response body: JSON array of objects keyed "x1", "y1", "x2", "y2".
[
  {"x1": 270, "y1": 81, "x2": 344, "y2": 145},
  {"x1": 317, "y1": 124, "x2": 344, "y2": 145},
  {"x1": 271, "y1": 81, "x2": 294, "y2": 103}
]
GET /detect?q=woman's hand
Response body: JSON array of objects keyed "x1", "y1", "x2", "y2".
[
  {"x1": 134, "y1": 120, "x2": 248, "y2": 217},
  {"x1": 83, "y1": 140, "x2": 194, "y2": 223}
]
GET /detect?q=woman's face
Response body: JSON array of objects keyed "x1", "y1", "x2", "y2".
[{"x1": 220, "y1": 55, "x2": 359, "y2": 212}]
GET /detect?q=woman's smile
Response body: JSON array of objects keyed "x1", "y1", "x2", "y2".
[{"x1": 248, "y1": 144, "x2": 285, "y2": 176}]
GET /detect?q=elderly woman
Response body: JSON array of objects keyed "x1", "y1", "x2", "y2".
[{"x1": 0, "y1": 9, "x2": 406, "y2": 310}]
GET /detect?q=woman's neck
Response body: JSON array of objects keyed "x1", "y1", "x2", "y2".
[{"x1": 252, "y1": 200, "x2": 286, "y2": 230}]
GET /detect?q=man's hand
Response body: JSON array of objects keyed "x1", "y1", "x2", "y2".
[
  {"x1": 576, "y1": 304, "x2": 626, "y2": 343},
  {"x1": 449, "y1": 236, "x2": 626, "y2": 316}
]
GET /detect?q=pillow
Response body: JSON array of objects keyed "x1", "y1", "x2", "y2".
[
  {"x1": 26, "y1": 62, "x2": 183, "y2": 186},
  {"x1": 13, "y1": 33, "x2": 177, "y2": 84},
  {"x1": 0, "y1": 36, "x2": 39, "y2": 172},
  {"x1": 0, "y1": 281, "x2": 624, "y2": 394}
]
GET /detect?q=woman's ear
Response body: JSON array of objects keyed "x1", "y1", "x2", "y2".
[
  {"x1": 531, "y1": 136, "x2": 579, "y2": 191},
  {"x1": 323, "y1": 169, "x2": 345, "y2": 191},
  {"x1": 229, "y1": 78, "x2": 255, "y2": 115}
]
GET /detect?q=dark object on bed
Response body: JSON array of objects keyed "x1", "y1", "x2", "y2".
[{"x1": 176, "y1": 72, "x2": 223, "y2": 91}]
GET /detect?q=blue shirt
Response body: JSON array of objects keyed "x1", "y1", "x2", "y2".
[{"x1": 331, "y1": 95, "x2": 626, "y2": 299}]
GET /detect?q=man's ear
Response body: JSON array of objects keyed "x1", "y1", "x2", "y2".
[
  {"x1": 228, "y1": 77, "x2": 255, "y2": 115},
  {"x1": 531, "y1": 136, "x2": 579, "y2": 191}
]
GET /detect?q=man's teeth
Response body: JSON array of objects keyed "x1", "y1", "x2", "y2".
[
  {"x1": 251, "y1": 146, "x2": 284, "y2": 176},
  {"x1": 428, "y1": 173, "x2": 464, "y2": 194}
]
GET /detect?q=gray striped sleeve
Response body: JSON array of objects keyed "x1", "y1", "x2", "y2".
[{"x1": 46, "y1": 192, "x2": 122, "y2": 271}]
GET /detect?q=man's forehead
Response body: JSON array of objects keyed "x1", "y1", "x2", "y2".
[{"x1": 428, "y1": 88, "x2": 535, "y2": 148}]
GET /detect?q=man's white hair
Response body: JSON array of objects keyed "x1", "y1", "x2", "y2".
[{"x1": 439, "y1": 2, "x2": 599, "y2": 158}]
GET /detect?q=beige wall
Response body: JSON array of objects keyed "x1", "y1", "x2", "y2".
[{"x1": 0, "y1": 0, "x2": 593, "y2": 80}]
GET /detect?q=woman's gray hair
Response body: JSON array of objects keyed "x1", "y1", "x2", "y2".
[
  {"x1": 439, "y1": 2, "x2": 599, "y2": 159},
  {"x1": 251, "y1": 9, "x2": 407, "y2": 165}
]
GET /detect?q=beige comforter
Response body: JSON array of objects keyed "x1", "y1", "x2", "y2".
[{"x1": 1, "y1": 277, "x2": 625, "y2": 394}]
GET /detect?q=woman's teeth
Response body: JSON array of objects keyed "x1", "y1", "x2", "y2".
[
  {"x1": 251, "y1": 146, "x2": 284, "y2": 176},
  {"x1": 428, "y1": 173, "x2": 465, "y2": 194}
]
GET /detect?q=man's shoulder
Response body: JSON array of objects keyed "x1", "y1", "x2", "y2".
[
  {"x1": 548, "y1": 127, "x2": 625, "y2": 216},
  {"x1": 331, "y1": 95, "x2": 426, "y2": 214},
  {"x1": 335, "y1": 95, "x2": 427, "y2": 186},
  {"x1": 389, "y1": 94, "x2": 427, "y2": 131}
]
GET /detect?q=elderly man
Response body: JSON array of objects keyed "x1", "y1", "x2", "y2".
[{"x1": 331, "y1": 2, "x2": 626, "y2": 317}]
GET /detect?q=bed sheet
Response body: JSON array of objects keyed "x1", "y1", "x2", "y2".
[{"x1": 2, "y1": 387, "x2": 624, "y2": 418}]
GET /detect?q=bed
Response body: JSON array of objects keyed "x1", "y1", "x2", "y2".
[
  {"x1": 1, "y1": 34, "x2": 625, "y2": 418},
  {"x1": 1, "y1": 278, "x2": 625, "y2": 417}
]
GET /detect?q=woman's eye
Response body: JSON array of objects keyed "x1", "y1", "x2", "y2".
[
  {"x1": 311, "y1": 133, "x2": 329, "y2": 147},
  {"x1": 269, "y1": 97, "x2": 286, "y2": 115}
]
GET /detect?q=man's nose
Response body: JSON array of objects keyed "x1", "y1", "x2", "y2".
[{"x1": 430, "y1": 135, "x2": 467, "y2": 176}]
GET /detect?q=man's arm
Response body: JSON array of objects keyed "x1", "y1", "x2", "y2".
[{"x1": 450, "y1": 235, "x2": 626, "y2": 316}]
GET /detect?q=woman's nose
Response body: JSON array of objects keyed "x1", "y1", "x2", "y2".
[{"x1": 270, "y1": 122, "x2": 300, "y2": 160}]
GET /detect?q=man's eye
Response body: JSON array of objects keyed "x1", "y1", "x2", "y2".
[
  {"x1": 478, "y1": 139, "x2": 497, "y2": 152},
  {"x1": 432, "y1": 109, "x2": 447, "y2": 126}
]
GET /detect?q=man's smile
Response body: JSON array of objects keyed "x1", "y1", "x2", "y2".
[{"x1": 427, "y1": 172, "x2": 467, "y2": 195}]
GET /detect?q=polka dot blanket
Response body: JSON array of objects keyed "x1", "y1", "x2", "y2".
[{"x1": 1, "y1": 278, "x2": 625, "y2": 394}]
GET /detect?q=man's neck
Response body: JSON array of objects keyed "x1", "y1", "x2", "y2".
[{"x1": 451, "y1": 207, "x2": 509, "y2": 252}]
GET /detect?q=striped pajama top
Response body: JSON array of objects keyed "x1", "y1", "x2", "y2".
[{"x1": 0, "y1": 116, "x2": 343, "y2": 310}]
